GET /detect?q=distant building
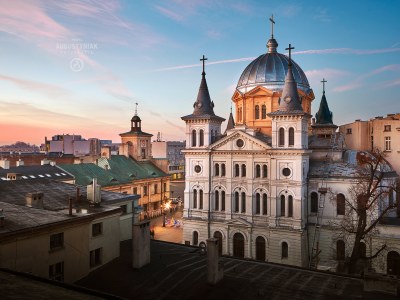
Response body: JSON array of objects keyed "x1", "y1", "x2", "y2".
[
  {"x1": 0, "y1": 141, "x2": 39, "y2": 153},
  {"x1": 0, "y1": 178, "x2": 138, "y2": 283},
  {"x1": 339, "y1": 113, "x2": 400, "y2": 174},
  {"x1": 44, "y1": 134, "x2": 101, "y2": 157},
  {"x1": 152, "y1": 139, "x2": 185, "y2": 180}
]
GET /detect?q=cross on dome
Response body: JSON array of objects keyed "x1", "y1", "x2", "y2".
[
  {"x1": 269, "y1": 14, "x2": 275, "y2": 38},
  {"x1": 321, "y1": 78, "x2": 327, "y2": 94},
  {"x1": 285, "y1": 44, "x2": 295, "y2": 66},
  {"x1": 134, "y1": 102, "x2": 138, "y2": 116}
]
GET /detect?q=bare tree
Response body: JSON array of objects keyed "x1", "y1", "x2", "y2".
[{"x1": 332, "y1": 149, "x2": 399, "y2": 274}]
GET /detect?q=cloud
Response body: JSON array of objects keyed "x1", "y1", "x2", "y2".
[
  {"x1": 278, "y1": 4, "x2": 301, "y2": 17},
  {"x1": 0, "y1": 74, "x2": 70, "y2": 98},
  {"x1": 154, "y1": 5, "x2": 185, "y2": 22},
  {"x1": 313, "y1": 8, "x2": 331, "y2": 23},
  {"x1": 293, "y1": 48, "x2": 400, "y2": 55},
  {"x1": 304, "y1": 69, "x2": 352, "y2": 81}
]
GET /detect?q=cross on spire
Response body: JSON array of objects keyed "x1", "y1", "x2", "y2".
[
  {"x1": 321, "y1": 78, "x2": 327, "y2": 93},
  {"x1": 200, "y1": 55, "x2": 208, "y2": 75},
  {"x1": 134, "y1": 102, "x2": 138, "y2": 116},
  {"x1": 285, "y1": 44, "x2": 295, "y2": 66},
  {"x1": 269, "y1": 14, "x2": 275, "y2": 38}
]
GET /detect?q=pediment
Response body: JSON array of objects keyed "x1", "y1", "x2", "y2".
[
  {"x1": 245, "y1": 86, "x2": 275, "y2": 97},
  {"x1": 210, "y1": 130, "x2": 271, "y2": 151},
  {"x1": 226, "y1": 217, "x2": 252, "y2": 227}
]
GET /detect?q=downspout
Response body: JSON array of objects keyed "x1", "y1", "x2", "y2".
[{"x1": 208, "y1": 150, "x2": 212, "y2": 239}]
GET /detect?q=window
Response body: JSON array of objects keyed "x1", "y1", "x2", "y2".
[
  {"x1": 193, "y1": 189, "x2": 197, "y2": 209},
  {"x1": 163, "y1": 182, "x2": 167, "y2": 193},
  {"x1": 49, "y1": 261, "x2": 64, "y2": 281},
  {"x1": 215, "y1": 191, "x2": 219, "y2": 210},
  {"x1": 255, "y1": 164, "x2": 261, "y2": 178},
  {"x1": 90, "y1": 248, "x2": 102, "y2": 267},
  {"x1": 141, "y1": 148, "x2": 146, "y2": 159},
  {"x1": 133, "y1": 187, "x2": 138, "y2": 194},
  {"x1": 261, "y1": 105, "x2": 266, "y2": 119},
  {"x1": 199, "y1": 129, "x2": 204, "y2": 146},
  {"x1": 282, "y1": 168, "x2": 291, "y2": 177},
  {"x1": 50, "y1": 233, "x2": 64, "y2": 250},
  {"x1": 336, "y1": 240, "x2": 345, "y2": 260},
  {"x1": 143, "y1": 186, "x2": 148, "y2": 196},
  {"x1": 92, "y1": 223, "x2": 103, "y2": 237},
  {"x1": 120, "y1": 204, "x2": 128, "y2": 214},
  {"x1": 288, "y1": 127, "x2": 294, "y2": 146},
  {"x1": 255, "y1": 105, "x2": 260, "y2": 119},
  {"x1": 385, "y1": 136, "x2": 391, "y2": 151},
  {"x1": 288, "y1": 195, "x2": 293, "y2": 217},
  {"x1": 192, "y1": 129, "x2": 197, "y2": 147},
  {"x1": 280, "y1": 195, "x2": 285, "y2": 216},
  {"x1": 221, "y1": 164, "x2": 226, "y2": 176},
  {"x1": 337, "y1": 193, "x2": 345, "y2": 215},
  {"x1": 346, "y1": 128, "x2": 352, "y2": 134},
  {"x1": 241, "y1": 164, "x2": 246, "y2": 177},
  {"x1": 263, "y1": 194, "x2": 268, "y2": 215},
  {"x1": 311, "y1": 192, "x2": 318, "y2": 213},
  {"x1": 241, "y1": 192, "x2": 246, "y2": 213},
  {"x1": 235, "y1": 164, "x2": 240, "y2": 177},
  {"x1": 279, "y1": 128, "x2": 285, "y2": 147},
  {"x1": 256, "y1": 193, "x2": 261, "y2": 214},
  {"x1": 384, "y1": 125, "x2": 391, "y2": 132},
  {"x1": 215, "y1": 163, "x2": 220, "y2": 176},
  {"x1": 282, "y1": 242, "x2": 288, "y2": 259},
  {"x1": 199, "y1": 190, "x2": 203, "y2": 209},
  {"x1": 262, "y1": 165, "x2": 268, "y2": 178},
  {"x1": 234, "y1": 192, "x2": 239, "y2": 212},
  {"x1": 221, "y1": 191, "x2": 225, "y2": 211},
  {"x1": 193, "y1": 231, "x2": 199, "y2": 245},
  {"x1": 154, "y1": 184, "x2": 158, "y2": 194}
]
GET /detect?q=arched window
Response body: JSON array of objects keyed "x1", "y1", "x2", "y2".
[
  {"x1": 280, "y1": 195, "x2": 285, "y2": 216},
  {"x1": 279, "y1": 128, "x2": 285, "y2": 147},
  {"x1": 234, "y1": 192, "x2": 239, "y2": 212},
  {"x1": 215, "y1": 163, "x2": 220, "y2": 176},
  {"x1": 199, "y1": 129, "x2": 204, "y2": 146},
  {"x1": 199, "y1": 190, "x2": 203, "y2": 209},
  {"x1": 288, "y1": 127, "x2": 294, "y2": 146},
  {"x1": 215, "y1": 190, "x2": 219, "y2": 211},
  {"x1": 221, "y1": 191, "x2": 226, "y2": 211},
  {"x1": 235, "y1": 164, "x2": 240, "y2": 177},
  {"x1": 387, "y1": 251, "x2": 400, "y2": 276},
  {"x1": 311, "y1": 192, "x2": 318, "y2": 213},
  {"x1": 193, "y1": 189, "x2": 197, "y2": 209},
  {"x1": 221, "y1": 164, "x2": 226, "y2": 176},
  {"x1": 282, "y1": 242, "x2": 288, "y2": 259},
  {"x1": 241, "y1": 192, "x2": 246, "y2": 213},
  {"x1": 256, "y1": 236, "x2": 266, "y2": 261},
  {"x1": 192, "y1": 129, "x2": 197, "y2": 147},
  {"x1": 288, "y1": 195, "x2": 293, "y2": 217},
  {"x1": 193, "y1": 231, "x2": 199, "y2": 245},
  {"x1": 241, "y1": 164, "x2": 246, "y2": 177},
  {"x1": 337, "y1": 193, "x2": 345, "y2": 215},
  {"x1": 263, "y1": 193, "x2": 268, "y2": 215},
  {"x1": 255, "y1": 105, "x2": 260, "y2": 119},
  {"x1": 255, "y1": 164, "x2": 261, "y2": 178},
  {"x1": 261, "y1": 105, "x2": 266, "y2": 119},
  {"x1": 233, "y1": 233, "x2": 245, "y2": 258},
  {"x1": 262, "y1": 165, "x2": 268, "y2": 178},
  {"x1": 337, "y1": 240, "x2": 345, "y2": 260},
  {"x1": 255, "y1": 193, "x2": 261, "y2": 214}
]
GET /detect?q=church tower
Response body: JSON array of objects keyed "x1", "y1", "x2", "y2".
[{"x1": 119, "y1": 104, "x2": 153, "y2": 161}]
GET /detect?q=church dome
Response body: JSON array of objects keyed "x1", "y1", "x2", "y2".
[{"x1": 236, "y1": 38, "x2": 311, "y2": 94}]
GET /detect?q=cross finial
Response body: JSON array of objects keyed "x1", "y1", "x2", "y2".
[
  {"x1": 269, "y1": 14, "x2": 275, "y2": 38},
  {"x1": 134, "y1": 102, "x2": 138, "y2": 116},
  {"x1": 200, "y1": 55, "x2": 208, "y2": 75},
  {"x1": 321, "y1": 78, "x2": 327, "y2": 94},
  {"x1": 285, "y1": 43, "x2": 295, "y2": 66}
]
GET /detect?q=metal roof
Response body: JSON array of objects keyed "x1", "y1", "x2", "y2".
[{"x1": 0, "y1": 165, "x2": 73, "y2": 182}]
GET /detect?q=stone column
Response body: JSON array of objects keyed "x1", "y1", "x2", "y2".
[
  {"x1": 132, "y1": 220, "x2": 150, "y2": 269},
  {"x1": 207, "y1": 238, "x2": 224, "y2": 285}
]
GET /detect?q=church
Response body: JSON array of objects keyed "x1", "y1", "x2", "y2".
[{"x1": 181, "y1": 20, "x2": 399, "y2": 275}]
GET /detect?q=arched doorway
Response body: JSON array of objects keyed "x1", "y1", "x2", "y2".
[
  {"x1": 255, "y1": 236, "x2": 266, "y2": 261},
  {"x1": 213, "y1": 231, "x2": 223, "y2": 256},
  {"x1": 233, "y1": 232, "x2": 244, "y2": 258},
  {"x1": 387, "y1": 251, "x2": 400, "y2": 276}
]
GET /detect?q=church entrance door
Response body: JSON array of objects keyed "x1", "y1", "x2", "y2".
[
  {"x1": 255, "y1": 236, "x2": 266, "y2": 261},
  {"x1": 233, "y1": 233, "x2": 244, "y2": 258}
]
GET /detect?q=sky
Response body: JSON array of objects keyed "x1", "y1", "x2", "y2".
[{"x1": 0, "y1": 0, "x2": 399, "y2": 145}]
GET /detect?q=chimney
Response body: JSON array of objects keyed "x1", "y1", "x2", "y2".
[
  {"x1": 50, "y1": 161, "x2": 56, "y2": 166},
  {"x1": 76, "y1": 187, "x2": 80, "y2": 203},
  {"x1": 0, "y1": 209, "x2": 4, "y2": 228},
  {"x1": 0, "y1": 159, "x2": 10, "y2": 169},
  {"x1": 87, "y1": 178, "x2": 101, "y2": 205},
  {"x1": 41, "y1": 159, "x2": 50, "y2": 165},
  {"x1": 26, "y1": 192, "x2": 44, "y2": 208},
  {"x1": 16, "y1": 159, "x2": 24, "y2": 167},
  {"x1": 68, "y1": 197, "x2": 73, "y2": 216}
]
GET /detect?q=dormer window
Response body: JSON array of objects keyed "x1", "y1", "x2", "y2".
[{"x1": 384, "y1": 125, "x2": 391, "y2": 132}]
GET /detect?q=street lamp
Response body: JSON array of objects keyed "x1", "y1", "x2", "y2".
[{"x1": 162, "y1": 196, "x2": 167, "y2": 227}]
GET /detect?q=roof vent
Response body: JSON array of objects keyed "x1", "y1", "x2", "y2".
[
  {"x1": 26, "y1": 192, "x2": 44, "y2": 208},
  {"x1": 50, "y1": 161, "x2": 56, "y2": 166},
  {"x1": 87, "y1": 178, "x2": 101, "y2": 205}
]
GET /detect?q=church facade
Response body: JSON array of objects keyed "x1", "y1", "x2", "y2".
[{"x1": 181, "y1": 28, "x2": 399, "y2": 273}]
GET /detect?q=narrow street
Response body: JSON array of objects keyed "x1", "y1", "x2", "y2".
[{"x1": 149, "y1": 202, "x2": 183, "y2": 244}]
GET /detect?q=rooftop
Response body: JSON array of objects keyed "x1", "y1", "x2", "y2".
[{"x1": 0, "y1": 164, "x2": 73, "y2": 181}]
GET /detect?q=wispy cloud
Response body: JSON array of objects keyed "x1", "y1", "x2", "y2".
[
  {"x1": 305, "y1": 69, "x2": 351, "y2": 81},
  {"x1": 0, "y1": 74, "x2": 70, "y2": 98},
  {"x1": 154, "y1": 5, "x2": 185, "y2": 22},
  {"x1": 293, "y1": 48, "x2": 400, "y2": 55},
  {"x1": 278, "y1": 4, "x2": 301, "y2": 17},
  {"x1": 313, "y1": 8, "x2": 331, "y2": 23}
]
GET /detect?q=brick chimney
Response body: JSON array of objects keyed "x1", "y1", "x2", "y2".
[{"x1": 26, "y1": 192, "x2": 44, "y2": 208}]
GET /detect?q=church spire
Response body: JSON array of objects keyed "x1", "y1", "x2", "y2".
[
  {"x1": 192, "y1": 55, "x2": 215, "y2": 116},
  {"x1": 225, "y1": 106, "x2": 235, "y2": 133},
  {"x1": 276, "y1": 44, "x2": 303, "y2": 112},
  {"x1": 315, "y1": 78, "x2": 334, "y2": 124},
  {"x1": 266, "y1": 14, "x2": 278, "y2": 53}
]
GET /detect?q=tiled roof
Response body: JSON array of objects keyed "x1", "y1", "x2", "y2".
[{"x1": 59, "y1": 163, "x2": 122, "y2": 186}]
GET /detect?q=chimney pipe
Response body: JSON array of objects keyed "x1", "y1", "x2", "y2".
[
  {"x1": 76, "y1": 187, "x2": 80, "y2": 203},
  {"x1": 68, "y1": 197, "x2": 73, "y2": 216}
]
